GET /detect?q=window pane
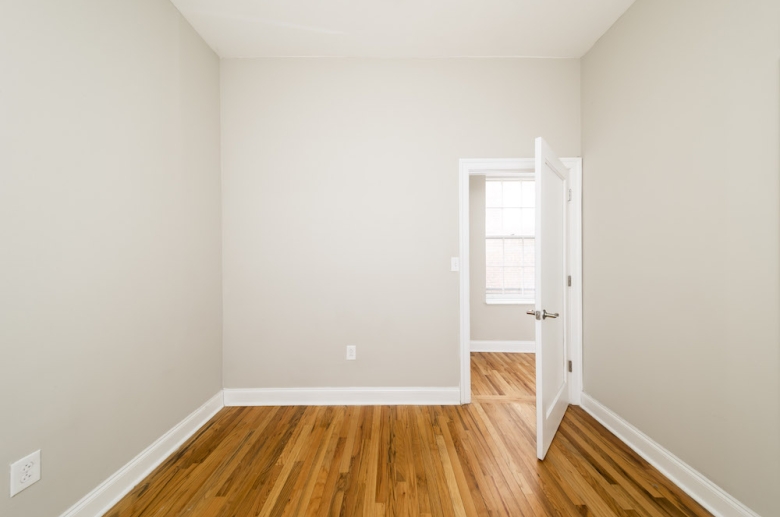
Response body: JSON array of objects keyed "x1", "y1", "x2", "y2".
[
  {"x1": 502, "y1": 181, "x2": 522, "y2": 207},
  {"x1": 523, "y1": 238, "x2": 535, "y2": 266},
  {"x1": 504, "y1": 268, "x2": 523, "y2": 292},
  {"x1": 503, "y1": 208, "x2": 522, "y2": 235},
  {"x1": 521, "y1": 180, "x2": 535, "y2": 207},
  {"x1": 486, "y1": 208, "x2": 502, "y2": 235},
  {"x1": 522, "y1": 208, "x2": 535, "y2": 235},
  {"x1": 504, "y1": 239, "x2": 522, "y2": 267},
  {"x1": 523, "y1": 267, "x2": 535, "y2": 290},
  {"x1": 486, "y1": 239, "x2": 503, "y2": 267},
  {"x1": 486, "y1": 181, "x2": 502, "y2": 207},
  {"x1": 486, "y1": 267, "x2": 503, "y2": 291}
]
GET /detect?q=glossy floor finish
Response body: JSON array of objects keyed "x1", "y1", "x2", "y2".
[{"x1": 107, "y1": 353, "x2": 711, "y2": 516}]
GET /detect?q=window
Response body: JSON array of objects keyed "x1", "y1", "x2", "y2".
[{"x1": 485, "y1": 178, "x2": 535, "y2": 303}]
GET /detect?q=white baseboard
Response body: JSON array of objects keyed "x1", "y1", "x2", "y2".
[
  {"x1": 223, "y1": 387, "x2": 460, "y2": 406},
  {"x1": 580, "y1": 393, "x2": 760, "y2": 517},
  {"x1": 60, "y1": 391, "x2": 224, "y2": 517},
  {"x1": 470, "y1": 340, "x2": 535, "y2": 353}
]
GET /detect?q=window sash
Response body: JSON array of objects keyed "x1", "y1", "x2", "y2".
[
  {"x1": 485, "y1": 235, "x2": 534, "y2": 240},
  {"x1": 485, "y1": 238, "x2": 535, "y2": 302},
  {"x1": 486, "y1": 292, "x2": 534, "y2": 304}
]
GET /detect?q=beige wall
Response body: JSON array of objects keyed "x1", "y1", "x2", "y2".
[
  {"x1": 221, "y1": 58, "x2": 579, "y2": 388},
  {"x1": 581, "y1": 1, "x2": 780, "y2": 515},
  {"x1": 469, "y1": 175, "x2": 535, "y2": 342},
  {"x1": 0, "y1": 2, "x2": 222, "y2": 516}
]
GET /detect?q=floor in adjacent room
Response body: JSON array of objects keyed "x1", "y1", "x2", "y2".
[{"x1": 106, "y1": 353, "x2": 711, "y2": 516}]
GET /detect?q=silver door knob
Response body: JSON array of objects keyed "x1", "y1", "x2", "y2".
[{"x1": 542, "y1": 310, "x2": 559, "y2": 319}]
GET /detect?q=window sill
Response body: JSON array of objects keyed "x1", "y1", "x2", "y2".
[{"x1": 485, "y1": 299, "x2": 534, "y2": 305}]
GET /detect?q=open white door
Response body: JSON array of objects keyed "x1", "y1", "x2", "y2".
[{"x1": 533, "y1": 137, "x2": 570, "y2": 460}]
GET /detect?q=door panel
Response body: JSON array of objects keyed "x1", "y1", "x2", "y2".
[{"x1": 534, "y1": 137, "x2": 570, "y2": 460}]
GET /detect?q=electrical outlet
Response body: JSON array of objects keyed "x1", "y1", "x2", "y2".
[
  {"x1": 346, "y1": 345, "x2": 356, "y2": 360},
  {"x1": 10, "y1": 450, "x2": 40, "y2": 497}
]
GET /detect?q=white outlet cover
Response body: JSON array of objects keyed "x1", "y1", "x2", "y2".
[
  {"x1": 10, "y1": 450, "x2": 41, "y2": 497},
  {"x1": 450, "y1": 257, "x2": 460, "y2": 272},
  {"x1": 346, "y1": 346, "x2": 356, "y2": 360}
]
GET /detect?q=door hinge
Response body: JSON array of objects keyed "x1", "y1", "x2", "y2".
[
  {"x1": 568, "y1": 188, "x2": 572, "y2": 201},
  {"x1": 567, "y1": 275, "x2": 572, "y2": 287},
  {"x1": 568, "y1": 360, "x2": 573, "y2": 373}
]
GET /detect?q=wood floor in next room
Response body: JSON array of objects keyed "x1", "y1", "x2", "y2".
[{"x1": 107, "y1": 353, "x2": 711, "y2": 516}]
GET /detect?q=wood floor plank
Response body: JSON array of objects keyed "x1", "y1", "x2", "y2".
[{"x1": 106, "y1": 353, "x2": 712, "y2": 517}]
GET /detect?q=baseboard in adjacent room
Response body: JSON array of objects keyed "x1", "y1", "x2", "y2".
[
  {"x1": 60, "y1": 392, "x2": 224, "y2": 517},
  {"x1": 580, "y1": 393, "x2": 760, "y2": 517},
  {"x1": 223, "y1": 387, "x2": 461, "y2": 406},
  {"x1": 470, "y1": 340, "x2": 535, "y2": 353}
]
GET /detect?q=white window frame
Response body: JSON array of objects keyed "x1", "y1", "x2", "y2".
[{"x1": 484, "y1": 174, "x2": 535, "y2": 305}]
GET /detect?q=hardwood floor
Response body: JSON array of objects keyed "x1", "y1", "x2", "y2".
[{"x1": 107, "y1": 353, "x2": 711, "y2": 516}]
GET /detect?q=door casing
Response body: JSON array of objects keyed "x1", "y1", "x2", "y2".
[{"x1": 457, "y1": 157, "x2": 583, "y2": 405}]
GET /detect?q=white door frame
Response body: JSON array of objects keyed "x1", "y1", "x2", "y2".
[{"x1": 458, "y1": 157, "x2": 583, "y2": 405}]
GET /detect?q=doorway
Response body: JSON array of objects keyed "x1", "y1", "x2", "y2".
[{"x1": 458, "y1": 150, "x2": 583, "y2": 458}]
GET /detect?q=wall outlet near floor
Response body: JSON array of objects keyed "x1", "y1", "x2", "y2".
[
  {"x1": 10, "y1": 450, "x2": 41, "y2": 497},
  {"x1": 346, "y1": 345, "x2": 356, "y2": 360}
]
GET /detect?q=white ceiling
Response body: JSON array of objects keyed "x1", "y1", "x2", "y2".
[{"x1": 171, "y1": 0, "x2": 636, "y2": 59}]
